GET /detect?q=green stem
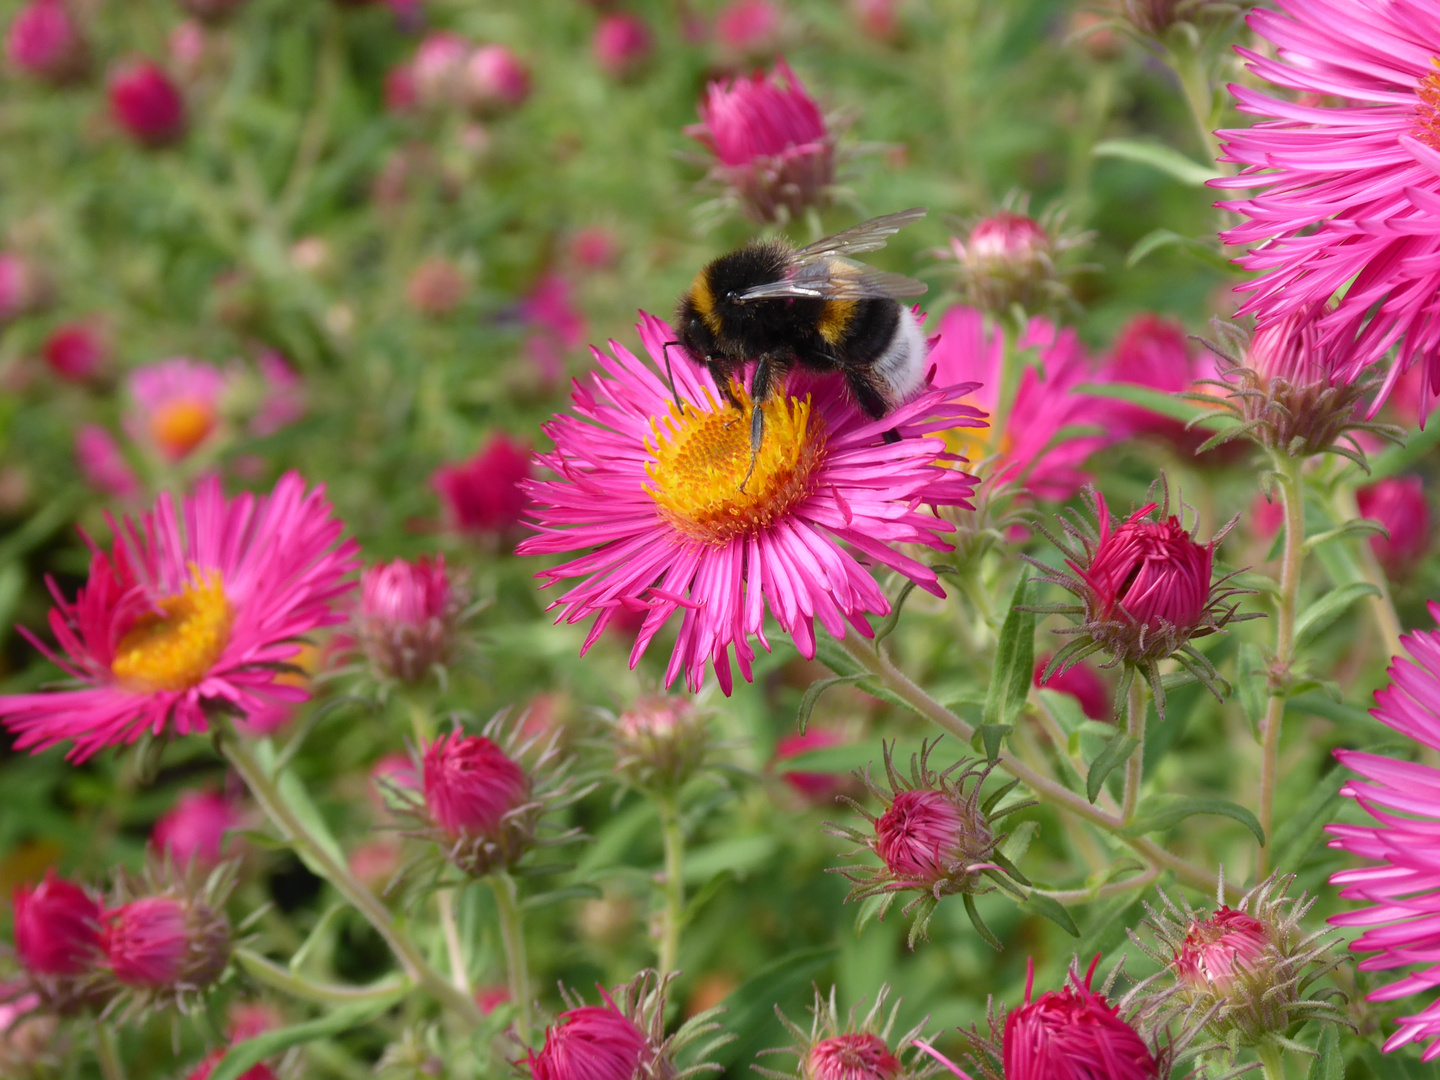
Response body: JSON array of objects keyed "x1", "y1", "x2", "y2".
[
  {"x1": 657, "y1": 796, "x2": 686, "y2": 978},
  {"x1": 218, "y1": 725, "x2": 483, "y2": 1026},
  {"x1": 95, "y1": 1025, "x2": 124, "y2": 1080},
  {"x1": 490, "y1": 870, "x2": 533, "y2": 1044},
  {"x1": 1163, "y1": 29, "x2": 1224, "y2": 170},
  {"x1": 235, "y1": 948, "x2": 407, "y2": 1005},
  {"x1": 836, "y1": 634, "x2": 1234, "y2": 899},
  {"x1": 1258, "y1": 454, "x2": 1305, "y2": 878},
  {"x1": 1121, "y1": 677, "x2": 1146, "y2": 824},
  {"x1": 1256, "y1": 1041, "x2": 1289, "y2": 1080},
  {"x1": 438, "y1": 889, "x2": 470, "y2": 995}
]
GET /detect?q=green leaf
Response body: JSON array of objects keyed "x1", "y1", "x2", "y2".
[
  {"x1": 249, "y1": 740, "x2": 345, "y2": 872},
  {"x1": 772, "y1": 742, "x2": 878, "y2": 777},
  {"x1": 1306, "y1": 1026, "x2": 1342, "y2": 1080},
  {"x1": 1116, "y1": 794, "x2": 1266, "y2": 845},
  {"x1": 1020, "y1": 892, "x2": 1080, "y2": 937},
  {"x1": 972, "y1": 723, "x2": 1013, "y2": 764},
  {"x1": 1235, "y1": 643, "x2": 1267, "y2": 733},
  {"x1": 520, "y1": 883, "x2": 603, "y2": 911},
  {"x1": 682, "y1": 835, "x2": 777, "y2": 884},
  {"x1": 999, "y1": 820, "x2": 1039, "y2": 866},
  {"x1": 797, "y1": 674, "x2": 869, "y2": 734},
  {"x1": 1122, "y1": 227, "x2": 1236, "y2": 272},
  {"x1": 1294, "y1": 582, "x2": 1380, "y2": 647},
  {"x1": 1371, "y1": 418, "x2": 1440, "y2": 480},
  {"x1": 1086, "y1": 733, "x2": 1140, "y2": 804},
  {"x1": 1093, "y1": 138, "x2": 1215, "y2": 186},
  {"x1": 711, "y1": 946, "x2": 837, "y2": 1067},
  {"x1": 1270, "y1": 768, "x2": 1348, "y2": 876},
  {"x1": 812, "y1": 632, "x2": 867, "y2": 679},
  {"x1": 208, "y1": 997, "x2": 402, "y2": 1080},
  {"x1": 1075, "y1": 381, "x2": 1227, "y2": 430},
  {"x1": 963, "y1": 893, "x2": 1002, "y2": 950},
  {"x1": 983, "y1": 577, "x2": 1035, "y2": 734}
]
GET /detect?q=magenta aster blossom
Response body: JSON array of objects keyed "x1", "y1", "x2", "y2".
[
  {"x1": 13, "y1": 872, "x2": 101, "y2": 977},
  {"x1": 75, "y1": 424, "x2": 141, "y2": 501},
  {"x1": 5, "y1": 0, "x2": 87, "y2": 84},
  {"x1": 0, "y1": 472, "x2": 359, "y2": 761},
  {"x1": 1003, "y1": 959, "x2": 1158, "y2": 1080},
  {"x1": 126, "y1": 357, "x2": 227, "y2": 463},
  {"x1": 151, "y1": 789, "x2": 241, "y2": 869},
  {"x1": 518, "y1": 313, "x2": 980, "y2": 695},
  {"x1": 108, "y1": 60, "x2": 186, "y2": 147},
  {"x1": 1214, "y1": 0, "x2": 1440, "y2": 410},
  {"x1": 421, "y1": 731, "x2": 534, "y2": 874},
  {"x1": 926, "y1": 305, "x2": 1115, "y2": 501},
  {"x1": 1357, "y1": 475, "x2": 1431, "y2": 577},
  {"x1": 759, "y1": 986, "x2": 933, "y2": 1080},
  {"x1": 1329, "y1": 602, "x2": 1440, "y2": 1061}
]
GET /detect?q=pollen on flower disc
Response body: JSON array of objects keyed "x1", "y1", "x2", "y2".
[
  {"x1": 1415, "y1": 65, "x2": 1440, "y2": 152},
  {"x1": 645, "y1": 385, "x2": 824, "y2": 544},
  {"x1": 150, "y1": 397, "x2": 216, "y2": 459},
  {"x1": 112, "y1": 570, "x2": 233, "y2": 692}
]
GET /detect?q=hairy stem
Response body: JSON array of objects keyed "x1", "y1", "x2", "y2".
[
  {"x1": 1121, "y1": 677, "x2": 1146, "y2": 824},
  {"x1": 1256, "y1": 1041, "x2": 1289, "y2": 1080},
  {"x1": 1034, "y1": 866, "x2": 1160, "y2": 905},
  {"x1": 235, "y1": 948, "x2": 408, "y2": 1005},
  {"x1": 657, "y1": 795, "x2": 686, "y2": 978},
  {"x1": 95, "y1": 1025, "x2": 125, "y2": 1080},
  {"x1": 835, "y1": 634, "x2": 1235, "y2": 899},
  {"x1": 1258, "y1": 454, "x2": 1305, "y2": 877},
  {"x1": 219, "y1": 725, "x2": 483, "y2": 1025},
  {"x1": 438, "y1": 889, "x2": 470, "y2": 996},
  {"x1": 490, "y1": 870, "x2": 533, "y2": 1044},
  {"x1": 1163, "y1": 30, "x2": 1224, "y2": 170}
]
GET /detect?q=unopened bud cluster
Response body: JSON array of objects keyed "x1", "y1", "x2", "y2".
[
  {"x1": 612, "y1": 695, "x2": 710, "y2": 792},
  {"x1": 756, "y1": 986, "x2": 933, "y2": 1080},
  {"x1": 356, "y1": 554, "x2": 471, "y2": 685},
  {"x1": 941, "y1": 206, "x2": 1089, "y2": 316}
]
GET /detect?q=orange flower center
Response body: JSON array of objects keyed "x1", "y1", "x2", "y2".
[
  {"x1": 150, "y1": 398, "x2": 216, "y2": 460},
  {"x1": 1415, "y1": 63, "x2": 1440, "y2": 152},
  {"x1": 645, "y1": 385, "x2": 823, "y2": 544},
  {"x1": 112, "y1": 570, "x2": 233, "y2": 692}
]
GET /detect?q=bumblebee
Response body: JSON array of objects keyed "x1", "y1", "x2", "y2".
[{"x1": 670, "y1": 208, "x2": 930, "y2": 486}]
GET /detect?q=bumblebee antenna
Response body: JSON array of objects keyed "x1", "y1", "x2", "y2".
[{"x1": 660, "y1": 341, "x2": 685, "y2": 411}]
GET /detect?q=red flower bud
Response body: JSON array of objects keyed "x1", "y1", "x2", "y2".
[
  {"x1": 43, "y1": 321, "x2": 108, "y2": 382},
  {"x1": 809, "y1": 1033, "x2": 901, "y2": 1080},
  {"x1": 1033, "y1": 655, "x2": 1110, "y2": 720},
  {"x1": 461, "y1": 45, "x2": 530, "y2": 113},
  {"x1": 357, "y1": 555, "x2": 465, "y2": 683},
  {"x1": 874, "y1": 790, "x2": 991, "y2": 888},
  {"x1": 527, "y1": 1001, "x2": 651, "y2": 1080},
  {"x1": 12, "y1": 871, "x2": 101, "y2": 977},
  {"x1": 151, "y1": 790, "x2": 241, "y2": 870},
  {"x1": 593, "y1": 14, "x2": 652, "y2": 79},
  {"x1": 1084, "y1": 507, "x2": 1211, "y2": 635},
  {"x1": 614, "y1": 695, "x2": 708, "y2": 790},
  {"x1": 422, "y1": 732, "x2": 532, "y2": 873},
  {"x1": 108, "y1": 61, "x2": 186, "y2": 147},
  {"x1": 1173, "y1": 908, "x2": 1271, "y2": 996},
  {"x1": 102, "y1": 894, "x2": 230, "y2": 992},
  {"x1": 1003, "y1": 960, "x2": 1158, "y2": 1080},
  {"x1": 1357, "y1": 476, "x2": 1430, "y2": 578},
  {"x1": 5, "y1": 0, "x2": 86, "y2": 83}
]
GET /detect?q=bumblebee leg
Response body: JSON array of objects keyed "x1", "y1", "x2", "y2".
[
  {"x1": 739, "y1": 354, "x2": 783, "y2": 493},
  {"x1": 660, "y1": 341, "x2": 685, "y2": 410},
  {"x1": 843, "y1": 369, "x2": 902, "y2": 443}
]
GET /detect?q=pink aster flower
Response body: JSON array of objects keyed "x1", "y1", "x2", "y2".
[
  {"x1": 518, "y1": 313, "x2": 980, "y2": 695},
  {"x1": 356, "y1": 555, "x2": 466, "y2": 683},
  {"x1": 1093, "y1": 314, "x2": 1218, "y2": 447},
  {"x1": 1357, "y1": 475, "x2": 1431, "y2": 578},
  {"x1": 0, "y1": 472, "x2": 359, "y2": 761},
  {"x1": 433, "y1": 433, "x2": 534, "y2": 539},
  {"x1": 102, "y1": 892, "x2": 230, "y2": 997},
  {"x1": 108, "y1": 60, "x2": 186, "y2": 147},
  {"x1": 12, "y1": 871, "x2": 101, "y2": 978},
  {"x1": 0, "y1": 251, "x2": 48, "y2": 324},
  {"x1": 771, "y1": 726, "x2": 854, "y2": 802},
  {"x1": 1328, "y1": 603, "x2": 1440, "y2": 1060},
  {"x1": 151, "y1": 789, "x2": 240, "y2": 869},
  {"x1": 1033, "y1": 654, "x2": 1110, "y2": 720},
  {"x1": 715, "y1": 0, "x2": 782, "y2": 55},
  {"x1": 6, "y1": 0, "x2": 86, "y2": 83},
  {"x1": 1003, "y1": 959, "x2": 1159, "y2": 1080},
  {"x1": 687, "y1": 59, "x2": 835, "y2": 224},
  {"x1": 75, "y1": 424, "x2": 141, "y2": 501},
  {"x1": 761, "y1": 985, "x2": 931, "y2": 1080},
  {"x1": 594, "y1": 14, "x2": 653, "y2": 79},
  {"x1": 44, "y1": 321, "x2": 109, "y2": 383},
  {"x1": 461, "y1": 44, "x2": 530, "y2": 114},
  {"x1": 521, "y1": 272, "x2": 586, "y2": 384},
  {"x1": 1213, "y1": 1, "x2": 1440, "y2": 412},
  {"x1": 126, "y1": 357, "x2": 227, "y2": 463},
  {"x1": 926, "y1": 305, "x2": 1115, "y2": 501}
]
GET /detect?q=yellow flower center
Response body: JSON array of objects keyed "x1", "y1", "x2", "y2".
[
  {"x1": 1415, "y1": 63, "x2": 1440, "y2": 152},
  {"x1": 645, "y1": 385, "x2": 824, "y2": 544},
  {"x1": 112, "y1": 570, "x2": 234, "y2": 692},
  {"x1": 150, "y1": 398, "x2": 216, "y2": 460}
]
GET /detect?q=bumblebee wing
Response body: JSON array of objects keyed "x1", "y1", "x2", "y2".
[
  {"x1": 792, "y1": 207, "x2": 928, "y2": 260},
  {"x1": 737, "y1": 259, "x2": 928, "y2": 301}
]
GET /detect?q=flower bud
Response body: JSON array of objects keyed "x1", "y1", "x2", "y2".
[
  {"x1": 13, "y1": 871, "x2": 101, "y2": 977},
  {"x1": 75, "y1": 424, "x2": 141, "y2": 500},
  {"x1": 1003, "y1": 959, "x2": 1158, "y2": 1080},
  {"x1": 810, "y1": 1033, "x2": 901, "y2": 1080},
  {"x1": 1173, "y1": 908, "x2": 1271, "y2": 997},
  {"x1": 422, "y1": 732, "x2": 532, "y2": 875},
  {"x1": 0, "y1": 252, "x2": 49, "y2": 324},
  {"x1": 102, "y1": 894, "x2": 230, "y2": 993},
  {"x1": 168, "y1": 20, "x2": 209, "y2": 82},
  {"x1": 594, "y1": 14, "x2": 653, "y2": 79},
  {"x1": 461, "y1": 45, "x2": 530, "y2": 114},
  {"x1": 432, "y1": 433, "x2": 534, "y2": 539},
  {"x1": 614, "y1": 695, "x2": 708, "y2": 791},
  {"x1": 715, "y1": 0, "x2": 782, "y2": 56},
  {"x1": 405, "y1": 256, "x2": 467, "y2": 317},
  {"x1": 348, "y1": 838, "x2": 404, "y2": 892},
  {"x1": 5, "y1": 0, "x2": 87, "y2": 83},
  {"x1": 187, "y1": 1051, "x2": 277, "y2": 1080},
  {"x1": 1033, "y1": 655, "x2": 1110, "y2": 720},
  {"x1": 357, "y1": 555, "x2": 466, "y2": 684},
  {"x1": 945, "y1": 211, "x2": 1083, "y2": 315},
  {"x1": 1120, "y1": 0, "x2": 1222, "y2": 35},
  {"x1": 0, "y1": 994, "x2": 59, "y2": 1076},
  {"x1": 1357, "y1": 476, "x2": 1430, "y2": 578},
  {"x1": 569, "y1": 226, "x2": 618, "y2": 270},
  {"x1": 151, "y1": 790, "x2": 241, "y2": 870},
  {"x1": 412, "y1": 30, "x2": 469, "y2": 107},
  {"x1": 850, "y1": 0, "x2": 900, "y2": 42},
  {"x1": 384, "y1": 62, "x2": 417, "y2": 114},
  {"x1": 686, "y1": 59, "x2": 835, "y2": 225},
  {"x1": 762, "y1": 985, "x2": 930, "y2": 1080},
  {"x1": 874, "y1": 790, "x2": 993, "y2": 889},
  {"x1": 108, "y1": 61, "x2": 187, "y2": 147},
  {"x1": 43, "y1": 321, "x2": 108, "y2": 383}
]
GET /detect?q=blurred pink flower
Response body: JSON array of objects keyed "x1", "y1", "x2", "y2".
[
  {"x1": 433, "y1": 433, "x2": 534, "y2": 538},
  {"x1": 406, "y1": 257, "x2": 467, "y2": 317},
  {"x1": 1357, "y1": 476, "x2": 1430, "y2": 578},
  {"x1": 772, "y1": 727, "x2": 850, "y2": 802},
  {"x1": 522, "y1": 272, "x2": 586, "y2": 382},
  {"x1": 809, "y1": 1034, "x2": 900, "y2": 1080},
  {"x1": 476, "y1": 985, "x2": 510, "y2": 1015},
  {"x1": 927, "y1": 305, "x2": 1115, "y2": 501},
  {"x1": 187, "y1": 1050, "x2": 276, "y2": 1080},
  {"x1": 44, "y1": 321, "x2": 108, "y2": 382},
  {"x1": 384, "y1": 62, "x2": 418, "y2": 114},
  {"x1": 1329, "y1": 603, "x2": 1440, "y2": 1061},
  {"x1": 518, "y1": 313, "x2": 980, "y2": 694},
  {"x1": 5, "y1": 0, "x2": 86, "y2": 83},
  {"x1": 1249, "y1": 491, "x2": 1285, "y2": 542},
  {"x1": 126, "y1": 357, "x2": 226, "y2": 462},
  {"x1": 412, "y1": 30, "x2": 469, "y2": 106},
  {"x1": 75, "y1": 425, "x2": 141, "y2": 500},
  {"x1": 687, "y1": 59, "x2": 834, "y2": 223},
  {"x1": 1033, "y1": 654, "x2": 1110, "y2": 720},
  {"x1": 357, "y1": 555, "x2": 463, "y2": 683},
  {"x1": 0, "y1": 252, "x2": 47, "y2": 324},
  {"x1": 570, "y1": 226, "x2": 619, "y2": 270},
  {"x1": 594, "y1": 14, "x2": 653, "y2": 79},
  {"x1": 108, "y1": 60, "x2": 186, "y2": 146},
  {"x1": 12, "y1": 871, "x2": 101, "y2": 977},
  {"x1": 462, "y1": 44, "x2": 530, "y2": 113},
  {"x1": 103, "y1": 894, "x2": 228, "y2": 992},
  {"x1": 715, "y1": 0, "x2": 781, "y2": 54},
  {"x1": 168, "y1": 20, "x2": 208, "y2": 81},
  {"x1": 1213, "y1": 0, "x2": 1440, "y2": 415},
  {"x1": 251, "y1": 351, "x2": 305, "y2": 437},
  {"x1": 850, "y1": 0, "x2": 900, "y2": 40},
  {"x1": 1094, "y1": 314, "x2": 1204, "y2": 441},
  {"x1": 0, "y1": 473, "x2": 359, "y2": 761},
  {"x1": 151, "y1": 790, "x2": 240, "y2": 869}
]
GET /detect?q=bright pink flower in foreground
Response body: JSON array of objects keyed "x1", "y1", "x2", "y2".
[
  {"x1": 1004, "y1": 959, "x2": 1158, "y2": 1080},
  {"x1": 1033, "y1": 655, "x2": 1110, "y2": 720},
  {"x1": 809, "y1": 1033, "x2": 900, "y2": 1080},
  {"x1": 6, "y1": 0, "x2": 86, "y2": 82},
  {"x1": 526, "y1": 996, "x2": 651, "y2": 1080},
  {"x1": 927, "y1": 305, "x2": 1114, "y2": 500},
  {"x1": 151, "y1": 790, "x2": 240, "y2": 869},
  {"x1": 44, "y1": 322, "x2": 108, "y2": 382},
  {"x1": 12, "y1": 871, "x2": 101, "y2": 976},
  {"x1": 1214, "y1": 0, "x2": 1440, "y2": 412},
  {"x1": 75, "y1": 424, "x2": 141, "y2": 500},
  {"x1": 126, "y1": 357, "x2": 227, "y2": 462},
  {"x1": 518, "y1": 313, "x2": 980, "y2": 694},
  {"x1": 433, "y1": 433, "x2": 533, "y2": 537},
  {"x1": 109, "y1": 61, "x2": 186, "y2": 146},
  {"x1": 1357, "y1": 476, "x2": 1430, "y2": 578},
  {"x1": 687, "y1": 59, "x2": 833, "y2": 223},
  {"x1": 1329, "y1": 603, "x2": 1440, "y2": 1060},
  {"x1": 1173, "y1": 907, "x2": 1272, "y2": 995},
  {"x1": 0, "y1": 472, "x2": 359, "y2": 761},
  {"x1": 423, "y1": 732, "x2": 529, "y2": 842},
  {"x1": 594, "y1": 14, "x2": 652, "y2": 79}
]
